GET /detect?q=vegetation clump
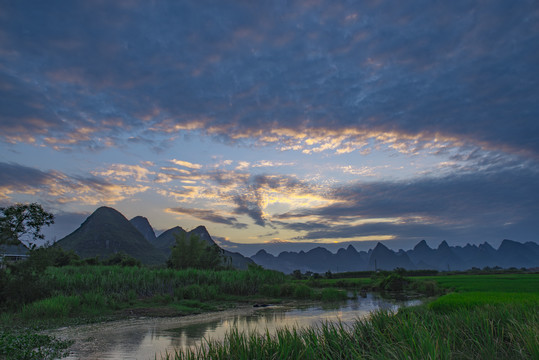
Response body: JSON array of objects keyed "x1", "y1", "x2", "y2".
[
  {"x1": 0, "y1": 330, "x2": 72, "y2": 360},
  {"x1": 0, "y1": 203, "x2": 54, "y2": 247},
  {"x1": 164, "y1": 274, "x2": 539, "y2": 360},
  {"x1": 167, "y1": 233, "x2": 224, "y2": 270}
]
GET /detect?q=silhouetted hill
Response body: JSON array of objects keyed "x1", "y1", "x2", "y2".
[
  {"x1": 154, "y1": 226, "x2": 186, "y2": 254},
  {"x1": 369, "y1": 242, "x2": 415, "y2": 270},
  {"x1": 188, "y1": 226, "x2": 216, "y2": 246},
  {"x1": 497, "y1": 239, "x2": 537, "y2": 268},
  {"x1": 129, "y1": 216, "x2": 156, "y2": 243},
  {"x1": 252, "y1": 245, "x2": 370, "y2": 273},
  {"x1": 250, "y1": 239, "x2": 539, "y2": 274},
  {"x1": 156, "y1": 225, "x2": 253, "y2": 270},
  {"x1": 56, "y1": 207, "x2": 166, "y2": 265}
]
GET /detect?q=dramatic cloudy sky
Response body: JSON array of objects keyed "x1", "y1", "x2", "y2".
[{"x1": 1, "y1": 0, "x2": 538, "y2": 254}]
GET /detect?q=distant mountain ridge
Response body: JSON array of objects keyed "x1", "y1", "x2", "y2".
[
  {"x1": 251, "y1": 239, "x2": 539, "y2": 274},
  {"x1": 56, "y1": 206, "x2": 253, "y2": 268}
]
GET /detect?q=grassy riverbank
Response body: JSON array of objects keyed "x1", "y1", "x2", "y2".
[
  {"x1": 2, "y1": 261, "x2": 537, "y2": 359},
  {"x1": 1, "y1": 265, "x2": 288, "y2": 327},
  {"x1": 166, "y1": 273, "x2": 539, "y2": 360},
  {"x1": 0, "y1": 264, "x2": 287, "y2": 360},
  {"x1": 0, "y1": 263, "x2": 386, "y2": 359}
]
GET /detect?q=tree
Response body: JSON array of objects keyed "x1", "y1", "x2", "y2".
[
  {"x1": 0, "y1": 203, "x2": 54, "y2": 247},
  {"x1": 167, "y1": 232, "x2": 223, "y2": 270}
]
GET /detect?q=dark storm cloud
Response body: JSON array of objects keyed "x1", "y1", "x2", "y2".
[
  {"x1": 0, "y1": 162, "x2": 56, "y2": 190},
  {"x1": 168, "y1": 206, "x2": 248, "y2": 229},
  {"x1": 190, "y1": 169, "x2": 313, "y2": 227},
  {"x1": 230, "y1": 174, "x2": 312, "y2": 227},
  {"x1": 232, "y1": 194, "x2": 267, "y2": 227},
  {"x1": 0, "y1": 1, "x2": 538, "y2": 155},
  {"x1": 277, "y1": 165, "x2": 539, "y2": 243}
]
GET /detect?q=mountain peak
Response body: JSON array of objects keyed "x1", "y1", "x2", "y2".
[
  {"x1": 56, "y1": 206, "x2": 166, "y2": 265},
  {"x1": 414, "y1": 240, "x2": 431, "y2": 251},
  {"x1": 500, "y1": 238, "x2": 518, "y2": 246},
  {"x1": 498, "y1": 239, "x2": 523, "y2": 251},
  {"x1": 93, "y1": 206, "x2": 121, "y2": 216},
  {"x1": 191, "y1": 225, "x2": 212, "y2": 238},
  {"x1": 130, "y1": 216, "x2": 156, "y2": 243},
  {"x1": 438, "y1": 240, "x2": 450, "y2": 250},
  {"x1": 188, "y1": 226, "x2": 215, "y2": 246},
  {"x1": 479, "y1": 242, "x2": 495, "y2": 251},
  {"x1": 373, "y1": 242, "x2": 390, "y2": 251}
]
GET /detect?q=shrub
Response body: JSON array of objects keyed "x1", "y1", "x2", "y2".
[
  {"x1": 379, "y1": 273, "x2": 408, "y2": 292},
  {"x1": 293, "y1": 284, "x2": 314, "y2": 299},
  {"x1": 320, "y1": 288, "x2": 348, "y2": 302},
  {"x1": 21, "y1": 295, "x2": 80, "y2": 320}
]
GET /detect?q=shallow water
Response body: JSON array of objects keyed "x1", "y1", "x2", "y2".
[{"x1": 51, "y1": 293, "x2": 420, "y2": 360}]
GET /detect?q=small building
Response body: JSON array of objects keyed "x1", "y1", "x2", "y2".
[{"x1": 0, "y1": 244, "x2": 29, "y2": 268}]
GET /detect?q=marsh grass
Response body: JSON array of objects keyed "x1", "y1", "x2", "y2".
[
  {"x1": 164, "y1": 304, "x2": 538, "y2": 360},
  {"x1": 43, "y1": 265, "x2": 286, "y2": 299},
  {"x1": 0, "y1": 265, "x2": 287, "y2": 325},
  {"x1": 163, "y1": 273, "x2": 539, "y2": 359}
]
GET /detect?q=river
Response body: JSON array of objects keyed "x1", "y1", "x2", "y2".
[{"x1": 49, "y1": 293, "x2": 420, "y2": 360}]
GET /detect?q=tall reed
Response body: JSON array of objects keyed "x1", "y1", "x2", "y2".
[
  {"x1": 42, "y1": 265, "x2": 287, "y2": 300},
  {"x1": 165, "y1": 304, "x2": 539, "y2": 360}
]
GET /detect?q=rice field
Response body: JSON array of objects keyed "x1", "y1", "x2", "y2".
[{"x1": 419, "y1": 273, "x2": 539, "y2": 293}]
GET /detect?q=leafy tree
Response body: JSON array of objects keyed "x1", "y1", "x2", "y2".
[
  {"x1": 167, "y1": 232, "x2": 223, "y2": 270},
  {"x1": 0, "y1": 203, "x2": 54, "y2": 247},
  {"x1": 102, "y1": 252, "x2": 141, "y2": 267},
  {"x1": 26, "y1": 245, "x2": 80, "y2": 270}
]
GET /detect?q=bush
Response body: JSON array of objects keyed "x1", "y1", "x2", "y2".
[
  {"x1": 0, "y1": 267, "x2": 50, "y2": 309},
  {"x1": 168, "y1": 233, "x2": 223, "y2": 270},
  {"x1": 320, "y1": 288, "x2": 348, "y2": 302},
  {"x1": 379, "y1": 273, "x2": 408, "y2": 292},
  {"x1": 101, "y1": 252, "x2": 141, "y2": 267},
  {"x1": 293, "y1": 284, "x2": 314, "y2": 299},
  {"x1": 0, "y1": 330, "x2": 72, "y2": 360}
]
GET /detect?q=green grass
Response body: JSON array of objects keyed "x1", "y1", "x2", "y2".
[
  {"x1": 319, "y1": 288, "x2": 348, "y2": 302},
  {"x1": 165, "y1": 305, "x2": 539, "y2": 360},
  {"x1": 42, "y1": 265, "x2": 287, "y2": 300},
  {"x1": 305, "y1": 277, "x2": 372, "y2": 289},
  {"x1": 164, "y1": 273, "x2": 539, "y2": 359},
  {"x1": 0, "y1": 265, "x2": 288, "y2": 325},
  {"x1": 419, "y1": 273, "x2": 539, "y2": 293},
  {"x1": 429, "y1": 291, "x2": 539, "y2": 312}
]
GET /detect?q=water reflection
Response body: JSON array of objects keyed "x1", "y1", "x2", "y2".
[{"x1": 55, "y1": 293, "x2": 420, "y2": 360}]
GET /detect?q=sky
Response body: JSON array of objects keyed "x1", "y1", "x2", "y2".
[{"x1": 1, "y1": 0, "x2": 538, "y2": 255}]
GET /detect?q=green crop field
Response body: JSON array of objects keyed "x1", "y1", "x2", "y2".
[{"x1": 419, "y1": 273, "x2": 539, "y2": 293}]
